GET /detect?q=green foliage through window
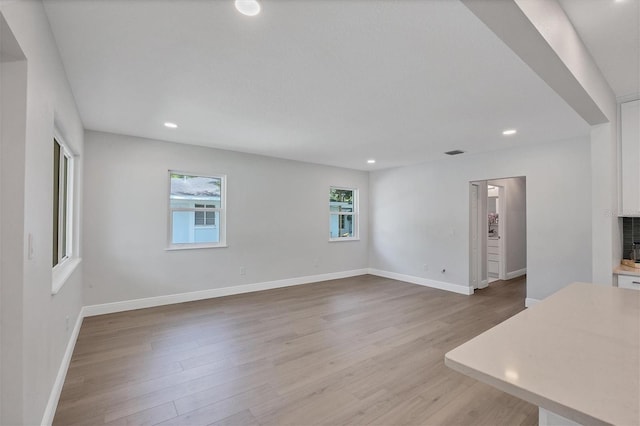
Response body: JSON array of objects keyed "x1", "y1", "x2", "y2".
[{"x1": 330, "y1": 188, "x2": 353, "y2": 203}]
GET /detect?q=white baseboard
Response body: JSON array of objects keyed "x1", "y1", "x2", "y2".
[
  {"x1": 525, "y1": 297, "x2": 541, "y2": 308},
  {"x1": 41, "y1": 308, "x2": 85, "y2": 426},
  {"x1": 506, "y1": 268, "x2": 527, "y2": 280},
  {"x1": 44, "y1": 269, "x2": 368, "y2": 423},
  {"x1": 44, "y1": 266, "x2": 465, "y2": 423},
  {"x1": 368, "y1": 268, "x2": 473, "y2": 295},
  {"x1": 83, "y1": 269, "x2": 369, "y2": 317}
]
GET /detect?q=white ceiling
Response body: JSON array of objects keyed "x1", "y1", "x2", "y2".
[
  {"x1": 43, "y1": 0, "x2": 591, "y2": 170},
  {"x1": 559, "y1": 0, "x2": 639, "y2": 101}
]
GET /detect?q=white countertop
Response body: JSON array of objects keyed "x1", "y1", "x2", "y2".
[
  {"x1": 615, "y1": 264, "x2": 640, "y2": 277},
  {"x1": 445, "y1": 282, "x2": 640, "y2": 426}
]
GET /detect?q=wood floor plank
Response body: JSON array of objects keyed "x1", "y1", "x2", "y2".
[
  {"x1": 207, "y1": 409, "x2": 259, "y2": 426},
  {"x1": 103, "y1": 401, "x2": 178, "y2": 426},
  {"x1": 249, "y1": 358, "x2": 381, "y2": 420},
  {"x1": 54, "y1": 360, "x2": 239, "y2": 422},
  {"x1": 155, "y1": 384, "x2": 276, "y2": 426},
  {"x1": 54, "y1": 275, "x2": 537, "y2": 425}
]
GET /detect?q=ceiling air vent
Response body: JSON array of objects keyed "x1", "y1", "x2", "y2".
[{"x1": 444, "y1": 149, "x2": 465, "y2": 156}]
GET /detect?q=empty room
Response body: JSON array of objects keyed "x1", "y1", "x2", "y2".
[{"x1": 0, "y1": 0, "x2": 638, "y2": 425}]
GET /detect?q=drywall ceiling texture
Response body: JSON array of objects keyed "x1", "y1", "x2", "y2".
[
  {"x1": 43, "y1": 0, "x2": 590, "y2": 170},
  {"x1": 0, "y1": 1, "x2": 85, "y2": 425},
  {"x1": 82, "y1": 131, "x2": 369, "y2": 306},
  {"x1": 369, "y1": 137, "x2": 592, "y2": 302},
  {"x1": 559, "y1": 0, "x2": 640, "y2": 100}
]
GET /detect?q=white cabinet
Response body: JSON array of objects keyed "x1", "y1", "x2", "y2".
[
  {"x1": 487, "y1": 238, "x2": 500, "y2": 276},
  {"x1": 618, "y1": 274, "x2": 640, "y2": 291},
  {"x1": 620, "y1": 100, "x2": 640, "y2": 216}
]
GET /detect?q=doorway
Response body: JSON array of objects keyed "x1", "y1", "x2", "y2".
[{"x1": 469, "y1": 177, "x2": 527, "y2": 290}]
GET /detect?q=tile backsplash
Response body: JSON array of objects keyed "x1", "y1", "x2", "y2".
[{"x1": 622, "y1": 217, "x2": 640, "y2": 260}]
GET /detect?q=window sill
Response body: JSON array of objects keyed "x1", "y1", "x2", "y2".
[
  {"x1": 52, "y1": 257, "x2": 82, "y2": 295},
  {"x1": 329, "y1": 238, "x2": 360, "y2": 242},
  {"x1": 166, "y1": 244, "x2": 228, "y2": 251}
]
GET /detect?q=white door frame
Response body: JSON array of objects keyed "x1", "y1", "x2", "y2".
[
  {"x1": 498, "y1": 186, "x2": 509, "y2": 280},
  {"x1": 469, "y1": 183, "x2": 480, "y2": 289},
  {"x1": 469, "y1": 181, "x2": 488, "y2": 289},
  {"x1": 496, "y1": 184, "x2": 507, "y2": 280}
]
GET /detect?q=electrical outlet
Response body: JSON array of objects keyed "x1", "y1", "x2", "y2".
[
  {"x1": 65, "y1": 316, "x2": 70, "y2": 332},
  {"x1": 423, "y1": 264, "x2": 429, "y2": 271},
  {"x1": 313, "y1": 258, "x2": 319, "y2": 267},
  {"x1": 240, "y1": 266, "x2": 246, "y2": 276}
]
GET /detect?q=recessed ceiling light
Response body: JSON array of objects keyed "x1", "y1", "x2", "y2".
[
  {"x1": 164, "y1": 122, "x2": 178, "y2": 129},
  {"x1": 235, "y1": 0, "x2": 261, "y2": 16},
  {"x1": 367, "y1": 159, "x2": 376, "y2": 164},
  {"x1": 502, "y1": 129, "x2": 517, "y2": 136}
]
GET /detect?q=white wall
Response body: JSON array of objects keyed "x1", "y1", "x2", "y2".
[
  {"x1": 83, "y1": 131, "x2": 369, "y2": 305},
  {"x1": 489, "y1": 177, "x2": 527, "y2": 276},
  {"x1": 591, "y1": 122, "x2": 618, "y2": 285},
  {"x1": 369, "y1": 138, "x2": 592, "y2": 301},
  {"x1": 1, "y1": 19, "x2": 27, "y2": 425},
  {"x1": 0, "y1": 2, "x2": 84, "y2": 424}
]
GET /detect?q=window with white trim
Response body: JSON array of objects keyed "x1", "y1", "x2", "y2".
[
  {"x1": 329, "y1": 187, "x2": 358, "y2": 240},
  {"x1": 194, "y1": 203, "x2": 216, "y2": 226},
  {"x1": 53, "y1": 137, "x2": 74, "y2": 268},
  {"x1": 169, "y1": 172, "x2": 226, "y2": 248}
]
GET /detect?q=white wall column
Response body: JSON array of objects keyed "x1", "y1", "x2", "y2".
[
  {"x1": 591, "y1": 122, "x2": 619, "y2": 285},
  {"x1": 0, "y1": 12, "x2": 28, "y2": 424}
]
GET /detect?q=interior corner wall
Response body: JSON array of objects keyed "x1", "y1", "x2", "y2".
[
  {"x1": 369, "y1": 137, "x2": 592, "y2": 301},
  {"x1": 0, "y1": 2, "x2": 85, "y2": 425},
  {"x1": 82, "y1": 131, "x2": 369, "y2": 306}
]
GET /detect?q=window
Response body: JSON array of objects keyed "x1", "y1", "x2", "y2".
[
  {"x1": 194, "y1": 204, "x2": 216, "y2": 226},
  {"x1": 53, "y1": 137, "x2": 73, "y2": 267},
  {"x1": 329, "y1": 187, "x2": 358, "y2": 240},
  {"x1": 169, "y1": 172, "x2": 226, "y2": 248}
]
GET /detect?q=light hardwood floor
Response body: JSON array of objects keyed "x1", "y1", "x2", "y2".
[{"x1": 54, "y1": 275, "x2": 537, "y2": 426}]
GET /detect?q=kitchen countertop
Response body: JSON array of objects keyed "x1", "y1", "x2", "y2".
[
  {"x1": 445, "y1": 282, "x2": 640, "y2": 426},
  {"x1": 614, "y1": 263, "x2": 640, "y2": 277}
]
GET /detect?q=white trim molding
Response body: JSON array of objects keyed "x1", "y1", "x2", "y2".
[
  {"x1": 83, "y1": 269, "x2": 368, "y2": 317},
  {"x1": 41, "y1": 308, "x2": 85, "y2": 426},
  {"x1": 506, "y1": 268, "x2": 527, "y2": 280},
  {"x1": 525, "y1": 297, "x2": 541, "y2": 308},
  {"x1": 45, "y1": 266, "x2": 472, "y2": 424},
  {"x1": 52, "y1": 257, "x2": 82, "y2": 295},
  {"x1": 368, "y1": 268, "x2": 474, "y2": 295},
  {"x1": 617, "y1": 93, "x2": 640, "y2": 104}
]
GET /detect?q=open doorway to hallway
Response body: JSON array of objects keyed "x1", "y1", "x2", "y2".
[{"x1": 469, "y1": 177, "x2": 527, "y2": 290}]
